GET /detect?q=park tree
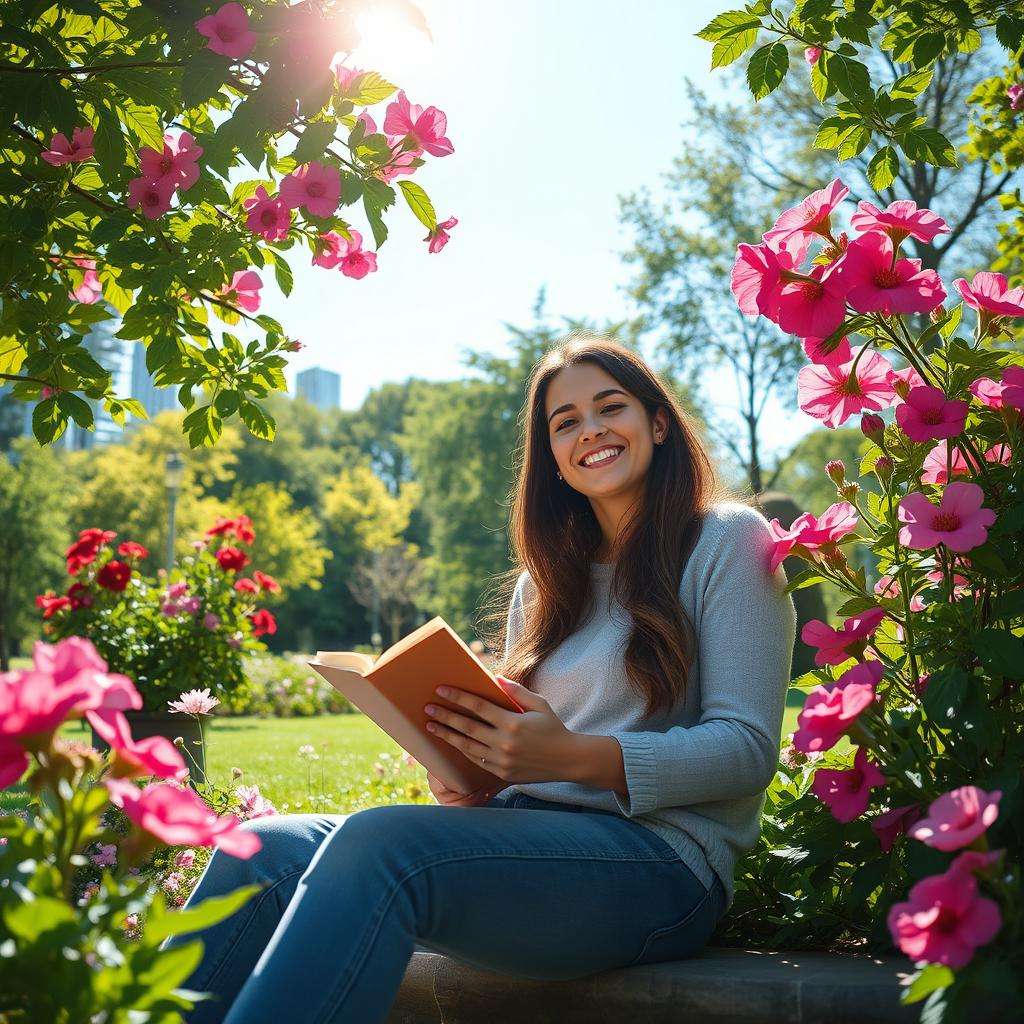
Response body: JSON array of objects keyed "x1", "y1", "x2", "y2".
[
  {"x1": 0, "y1": 0, "x2": 456, "y2": 448},
  {"x1": 346, "y1": 540, "x2": 424, "y2": 647}
]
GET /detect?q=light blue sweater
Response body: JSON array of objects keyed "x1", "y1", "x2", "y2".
[{"x1": 498, "y1": 502, "x2": 796, "y2": 907}]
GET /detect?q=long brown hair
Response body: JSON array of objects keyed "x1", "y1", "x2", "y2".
[{"x1": 479, "y1": 331, "x2": 719, "y2": 717}]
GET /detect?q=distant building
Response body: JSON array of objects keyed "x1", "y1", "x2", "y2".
[
  {"x1": 295, "y1": 366, "x2": 341, "y2": 411},
  {"x1": 130, "y1": 340, "x2": 180, "y2": 421}
]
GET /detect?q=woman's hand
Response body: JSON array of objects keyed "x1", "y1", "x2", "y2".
[
  {"x1": 423, "y1": 676, "x2": 578, "y2": 785},
  {"x1": 426, "y1": 772, "x2": 502, "y2": 807}
]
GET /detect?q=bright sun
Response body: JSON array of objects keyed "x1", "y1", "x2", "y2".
[{"x1": 351, "y1": 3, "x2": 432, "y2": 73}]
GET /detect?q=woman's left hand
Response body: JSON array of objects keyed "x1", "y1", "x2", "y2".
[{"x1": 423, "y1": 677, "x2": 578, "y2": 784}]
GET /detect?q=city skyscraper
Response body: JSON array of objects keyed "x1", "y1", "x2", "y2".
[
  {"x1": 295, "y1": 366, "x2": 341, "y2": 411},
  {"x1": 130, "y1": 340, "x2": 180, "y2": 421}
]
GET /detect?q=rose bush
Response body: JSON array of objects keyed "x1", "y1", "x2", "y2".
[
  {"x1": 717, "y1": 181, "x2": 1022, "y2": 1021},
  {"x1": 36, "y1": 513, "x2": 281, "y2": 709}
]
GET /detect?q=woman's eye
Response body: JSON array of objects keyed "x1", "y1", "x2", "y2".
[{"x1": 556, "y1": 404, "x2": 624, "y2": 431}]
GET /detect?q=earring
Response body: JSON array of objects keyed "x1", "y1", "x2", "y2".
[{"x1": 556, "y1": 471, "x2": 563, "y2": 480}]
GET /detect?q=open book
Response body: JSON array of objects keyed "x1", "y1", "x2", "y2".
[{"x1": 308, "y1": 616, "x2": 526, "y2": 794}]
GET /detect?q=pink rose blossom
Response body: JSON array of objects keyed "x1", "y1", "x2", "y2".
[
  {"x1": 792, "y1": 660, "x2": 882, "y2": 753},
  {"x1": 802, "y1": 335, "x2": 852, "y2": 366},
  {"x1": 887, "y1": 867, "x2": 1001, "y2": 968},
  {"x1": 763, "y1": 178, "x2": 849, "y2": 244},
  {"x1": 174, "y1": 847, "x2": 197, "y2": 868},
  {"x1": 731, "y1": 233, "x2": 809, "y2": 319},
  {"x1": 954, "y1": 272, "x2": 1024, "y2": 319},
  {"x1": 871, "y1": 803, "x2": 923, "y2": 853},
  {"x1": 804, "y1": 47, "x2": 822, "y2": 65},
  {"x1": 126, "y1": 176, "x2": 175, "y2": 219},
  {"x1": 908, "y1": 786, "x2": 1001, "y2": 851},
  {"x1": 811, "y1": 745, "x2": 886, "y2": 823},
  {"x1": 765, "y1": 501, "x2": 858, "y2": 573},
  {"x1": 898, "y1": 482, "x2": 996, "y2": 553},
  {"x1": 383, "y1": 90, "x2": 454, "y2": 157},
  {"x1": 221, "y1": 270, "x2": 262, "y2": 313},
  {"x1": 425, "y1": 215, "x2": 458, "y2": 254},
  {"x1": 243, "y1": 185, "x2": 291, "y2": 242},
  {"x1": 194, "y1": 2, "x2": 256, "y2": 60},
  {"x1": 235, "y1": 783, "x2": 277, "y2": 819},
  {"x1": 139, "y1": 132, "x2": 203, "y2": 193},
  {"x1": 797, "y1": 346, "x2": 897, "y2": 428},
  {"x1": 86, "y1": 709, "x2": 189, "y2": 782},
  {"x1": 848, "y1": 199, "x2": 949, "y2": 246},
  {"x1": 279, "y1": 160, "x2": 341, "y2": 218},
  {"x1": 70, "y1": 268, "x2": 102, "y2": 304},
  {"x1": 835, "y1": 231, "x2": 946, "y2": 316},
  {"x1": 105, "y1": 777, "x2": 261, "y2": 859},
  {"x1": 802, "y1": 607, "x2": 886, "y2": 667},
  {"x1": 41, "y1": 126, "x2": 95, "y2": 167},
  {"x1": 167, "y1": 582, "x2": 188, "y2": 600},
  {"x1": 168, "y1": 688, "x2": 220, "y2": 716},
  {"x1": 895, "y1": 385, "x2": 968, "y2": 443}
]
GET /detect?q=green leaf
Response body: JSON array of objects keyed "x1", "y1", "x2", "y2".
[
  {"x1": 784, "y1": 568, "x2": 827, "y2": 593},
  {"x1": 901, "y1": 964, "x2": 954, "y2": 1006},
  {"x1": 56, "y1": 391, "x2": 94, "y2": 429},
  {"x1": 813, "y1": 114, "x2": 863, "y2": 150},
  {"x1": 349, "y1": 71, "x2": 398, "y2": 106},
  {"x1": 182, "y1": 50, "x2": 229, "y2": 109},
  {"x1": 92, "y1": 102, "x2": 128, "y2": 183},
  {"x1": 214, "y1": 390, "x2": 240, "y2": 417},
  {"x1": 922, "y1": 666, "x2": 968, "y2": 723},
  {"x1": 995, "y1": 15, "x2": 1024, "y2": 51},
  {"x1": 290, "y1": 121, "x2": 337, "y2": 166},
  {"x1": 118, "y1": 103, "x2": 164, "y2": 152},
  {"x1": 900, "y1": 127, "x2": 957, "y2": 168},
  {"x1": 746, "y1": 41, "x2": 789, "y2": 100},
  {"x1": 866, "y1": 145, "x2": 900, "y2": 190},
  {"x1": 938, "y1": 302, "x2": 962, "y2": 339},
  {"x1": 145, "y1": 884, "x2": 262, "y2": 943},
  {"x1": 695, "y1": 10, "x2": 761, "y2": 41},
  {"x1": 32, "y1": 396, "x2": 64, "y2": 444},
  {"x1": 822, "y1": 52, "x2": 871, "y2": 99},
  {"x1": 809, "y1": 59, "x2": 833, "y2": 103},
  {"x1": 891, "y1": 67, "x2": 933, "y2": 98},
  {"x1": 398, "y1": 180, "x2": 436, "y2": 231},
  {"x1": 837, "y1": 123, "x2": 871, "y2": 160},
  {"x1": 272, "y1": 253, "x2": 293, "y2": 297},
  {"x1": 108, "y1": 69, "x2": 178, "y2": 112},
  {"x1": 975, "y1": 629, "x2": 1024, "y2": 679},
  {"x1": 3, "y1": 897, "x2": 76, "y2": 941},
  {"x1": 239, "y1": 398, "x2": 275, "y2": 440},
  {"x1": 92, "y1": 210, "x2": 135, "y2": 247},
  {"x1": 362, "y1": 178, "x2": 395, "y2": 250},
  {"x1": 911, "y1": 33, "x2": 945, "y2": 67},
  {"x1": 711, "y1": 28, "x2": 759, "y2": 69},
  {"x1": 991, "y1": 589, "x2": 1024, "y2": 621}
]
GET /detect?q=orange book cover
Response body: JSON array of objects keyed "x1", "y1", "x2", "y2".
[{"x1": 308, "y1": 616, "x2": 525, "y2": 793}]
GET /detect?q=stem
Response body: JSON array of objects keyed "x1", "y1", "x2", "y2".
[{"x1": 0, "y1": 59, "x2": 185, "y2": 77}]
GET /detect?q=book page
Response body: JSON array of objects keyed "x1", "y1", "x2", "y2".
[
  {"x1": 373, "y1": 617, "x2": 446, "y2": 670},
  {"x1": 314, "y1": 651, "x2": 375, "y2": 676}
]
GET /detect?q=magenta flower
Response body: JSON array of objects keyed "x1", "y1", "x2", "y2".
[
  {"x1": 126, "y1": 176, "x2": 175, "y2": 220},
  {"x1": 763, "y1": 178, "x2": 849, "y2": 244},
  {"x1": 921, "y1": 440, "x2": 979, "y2": 485},
  {"x1": 105, "y1": 777, "x2": 261, "y2": 858},
  {"x1": 1001, "y1": 365, "x2": 1024, "y2": 412},
  {"x1": 871, "y1": 803, "x2": 923, "y2": 854},
  {"x1": 279, "y1": 160, "x2": 341, "y2": 218},
  {"x1": 835, "y1": 232, "x2": 946, "y2": 316},
  {"x1": 887, "y1": 867, "x2": 1001, "y2": 968},
  {"x1": 908, "y1": 785, "x2": 1001, "y2": 851},
  {"x1": 802, "y1": 334, "x2": 851, "y2": 366},
  {"x1": 886, "y1": 364, "x2": 925, "y2": 399},
  {"x1": 804, "y1": 47, "x2": 822, "y2": 65},
  {"x1": 1009, "y1": 83, "x2": 1023, "y2": 111},
  {"x1": 194, "y1": 2, "x2": 256, "y2": 60},
  {"x1": 243, "y1": 185, "x2": 291, "y2": 242},
  {"x1": 377, "y1": 146, "x2": 422, "y2": 184},
  {"x1": 954, "y1": 271, "x2": 1024, "y2": 318},
  {"x1": 797, "y1": 346, "x2": 896, "y2": 428},
  {"x1": 898, "y1": 482, "x2": 996, "y2": 553},
  {"x1": 849, "y1": 199, "x2": 949, "y2": 246},
  {"x1": 765, "y1": 501, "x2": 858, "y2": 573},
  {"x1": 222, "y1": 269, "x2": 262, "y2": 313},
  {"x1": 425, "y1": 214, "x2": 458, "y2": 254},
  {"x1": 811, "y1": 745, "x2": 886, "y2": 823},
  {"x1": 792, "y1": 661, "x2": 882, "y2": 753},
  {"x1": 312, "y1": 231, "x2": 345, "y2": 269},
  {"x1": 168, "y1": 687, "x2": 220, "y2": 716},
  {"x1": 383, "y1": 90, "x2": 454, "y2": 157},
  {"x1": 802, "y1": 607, "x2": 886, "y2": 667},
  {"x1": 775, "y1": 262, "x2": 849, "y2": 338},
  {"x1": 86, "y1": 709, "x2": 188, "y2": 782},
  {"x1": 950, "y1": 849, "x2": 1002, "y2": 876},
  {"x1": 139, "y1": 132, "x2": 203, "y2": 193},
  {"x1": 326, "y1": 228, "x2": 378, "y2": 279},
  {"x1": 895, "y1": 385, "x2": 968, "y2": 443},
  {"x1": 41, "y1": 126, "x2": 95, "y2": 167},
  {"x1": 731, "y1": 234, "x2": 809, "y2": 319}
]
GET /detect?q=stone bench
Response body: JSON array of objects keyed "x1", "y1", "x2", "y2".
[{"x1": 388, "y1": 946, "x2": 926, "y2": 1024}]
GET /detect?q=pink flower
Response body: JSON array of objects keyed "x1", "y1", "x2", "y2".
[
  {"x1": 804, "y1": 47, "x2": 822, "y2": 65},
  {"x1": 383, "y1": 90, "x2": 454, "y2": 157},
  {"x1": 811, "y1": 745, "x2": 886, "y2": 823},
  {"x1": 279, "y1": 161, "x2": 341, "y2": 218},
  {"x1": 105, "y1": 777, "x2": 261, "y2": 858},
  {"x1": 312, "y1": 231, "x2": 344, "y2": 269},
  {"x1": 90, "y1": 843, "x2": 118, "y2": 867},
  {"x1": 950, "y1": 849, "x2": 1002, "y2": 876},
  {"x1": 1001, "y1": 365, "x2": 1024, "y2": 412},
  {"x1": 194, "y1": 2, "x2": 256, "y2": 60},
  {"x1": 332, "y1": 62, "x2": 366, "y2": 95},
  {"x1": 797, "y1": 347, "x2": 896, "y2": 428},
  {"x1": 0, "y1": 735, "x2": 29, "y2": 790},
  {"x1": 234, "y1": 783, "x2": 277, "y2": 819},
  {"x1": 873, "y1": 575, "x2": 925, "y2": 612},
  {"x1": 180, "y1": 596, "x2": 201, "y2": 616},
  {"x1": 731, "y1": 234, "x2": 809, "y2": 319},
  {"x1": 202, "y1": 612, "x2": 220, "y2": 631},
  {"x1": 139, "y1": 132, "x2": 203, "y2": 192},
  {"x1": 86, "y1": 709, "x2": 188, "y2": 782},
  {"x1": 871, "y1": 803, "x2": 923, "y2": 853},
  {"x1": 174, "y1": 848, "x2": 197, "y2": 869},
  {"x1": 925, "y1": 569, "x2": 970, "y2": 601},
  {"x1": 895, "y1": 385, "x2": 968, "y2": 443},
  {"x1": 765, "y1": 501, "x2": 859, "y2": 573},
  {"x1": 234, "y1": 578, "x2": 260, "y2": 594},
  {"x1": 801, "y1": 607, "x2": 886, "y2": 666},
  {"x1": 425, "y1": 215, "x2": 458, "y2": 254},
  {"x1": 32, "y1": 637, "x2": 141, "y2": 715},
  {"x1": 775, "y1": 262, "x2": 849, "y2": 338},
  {"x1": 70, "y1": 267, "x2": 102, "y2": 304},
  {"x1": 376, "y1": 147, "x2": 422, "y2": 183},
  {"x1": 222, "y1": 270, "x2": 262, "y2": 313},
  {"x1": 763, "y1": 178, "x2": 849, "y2": 243},
  {"x1": 954, "y1": 272, "x2": 1024, "y2": 319},
  {"x1": 834, "y1": 232, "x2": 946, "y2": 315},
  {"x1": 253, "y1": 570, "x2": 280, "y2": 592},
  {"x1": 168, "y1": 688, "x2": 220, "y2": 716},
  {"x1": 1009, "y1": 83, "x2": 1023, "y2": 111},
  {"x1": 969, "y1": 376, "x2": 1006, "y2": 409},
  {"x1": 167, "y1": 582, "x2": 188, "y2": 600},
  {"x1": 887, "y1": 867, "x2": 1001, "y2": 968},
  {"x1": 41, "y1": 126, "x2": 95, "y2": 167},
  {"x1": 126, "y1": 176, "x2": 175, "y2": 219},
  {"x1": 333, "y1": 229, "x2": 378, "y2": 279},
  {"x1": 898, "y1": 482, "x2": 996, "y2": 553},
  {"x1": 243, "y1": 185, "x2": 291, "y2": 242},
  {"x1": 908, "y1": 786, "x2": 1001, "y2": 851},
  {"x1": 802, "y1": 334, "x2": 852, "y2": 366},
  {"x1": 920, "y1": 440, "x2": 979, "y2": 485},
  {"x1": 792, "y1": 661, "x2": 882, "y2": 753},
  {"x1": 886, "y1": 364, "x2": 925, "y2": 399},
  {"x1": 162, "y1": 871, "x2": 186, "y2": 892},
  {"x1": 849, "y1": 199, "x2": 949, "y2": 246}
]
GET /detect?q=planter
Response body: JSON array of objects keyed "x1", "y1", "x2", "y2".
[{"x1": 90, "y1": 709, "x2": 207, "y2": 783}]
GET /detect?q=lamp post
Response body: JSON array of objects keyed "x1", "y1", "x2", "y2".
[{"x1": 164, "y1": 451, "x2": 185, "y2": 572}]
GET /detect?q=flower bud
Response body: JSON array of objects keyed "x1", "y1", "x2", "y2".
[
  {"x1": 839, "y1": 482, "x2": 861, "y2": 502},
  {"x1": 173, "y1": 736, "x2": 184, "y2": 746},
  {"x1": 874, "y1": 456, "x2": 894, "y2": 481},
  {"x1": 284, "y1": 338, "x2": 305, "y2": 352},
  {"x1": 825, "y1": 459, "x2": 846, "y2": 485},
  {"x1": 861, "y1": 413, "x2": 885, "y2": 443},
  {"x1": 929, "y1": 304, "x2": 947, "y2": 324},
  {"x1": 231, "y1": 766, "x2": 243, "y2": 779}
]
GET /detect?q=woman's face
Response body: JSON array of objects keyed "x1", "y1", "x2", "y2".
[{"x1": 544, "y1": 361, "x2": 666, "y2": 501}]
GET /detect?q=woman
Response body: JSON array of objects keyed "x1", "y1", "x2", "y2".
[{"x1": 165, "y1": 332, "x2": 796, "y2": 1024}]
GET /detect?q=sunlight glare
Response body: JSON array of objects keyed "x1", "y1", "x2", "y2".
[{"x1": 352, "y1": 4, "x2": 431, "y2": 75}]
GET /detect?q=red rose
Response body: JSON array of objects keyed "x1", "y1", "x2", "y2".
[
  {"x1": 234, "y1": 578, "x2": 260, "y2": 594},
  {"x1": 253, "y1": 570, "x2": 280, "y2": 592},
  {"x1": 205, "y1": 515, "x2": 256, "y2": 544},
  {"x1": 66, "y1": 528, "x2": 117, "y2": 574},
  {"x1": 118, "y1": 541, "x2": 150, "y2": 560},
  {"x1": 250, "y1": 608, "x2": 277, "y2": 637},
  {"x1": 36, "y1": 593, "x2": 73, "y2": 618},
  {"x1": 66, "y1": 582, "x2": 94, "y2": 610},
  {"x1": 97, "y1": 560, "x2": 131, "y2": 592},
  {"x1": 216, "y1": 546, "x2": 251, "y2": 573},
  {"x1": 205, "y1": 516, "x2": 235, "y2": 537}
]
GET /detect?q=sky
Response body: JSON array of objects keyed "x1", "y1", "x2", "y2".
[{"x1": 261, "y1": 0, "x2": 810, "y2": 456}]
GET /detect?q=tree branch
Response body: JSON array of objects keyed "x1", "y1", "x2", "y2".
[{"x1": 0, "y1": 59, "x2": 184, "y2": 77}]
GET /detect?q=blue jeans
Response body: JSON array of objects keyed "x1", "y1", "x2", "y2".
[{"x1": 163, "y1": 792, "x2": 727, "y2": 1024}]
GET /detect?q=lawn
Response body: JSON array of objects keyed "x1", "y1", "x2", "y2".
[{"x1": 1, "y1": 702, "x2": 805, "y2": 817}]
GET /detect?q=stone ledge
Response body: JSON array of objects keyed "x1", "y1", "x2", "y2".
[{"x1": 386, "y1": 946, "x2": 928, "y2": 1024}]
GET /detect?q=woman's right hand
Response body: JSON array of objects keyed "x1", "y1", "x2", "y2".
[{"x1": 427, "y1": 772, "x2": 502, "y2": 807}]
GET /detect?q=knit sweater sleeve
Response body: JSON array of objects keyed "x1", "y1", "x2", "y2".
[
  {"x1": 503, "y1": 570, "x2": 530, "y2": 661},
  {"x1": 609, "y1": 506, "x2": 796, "y2": 815}
]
